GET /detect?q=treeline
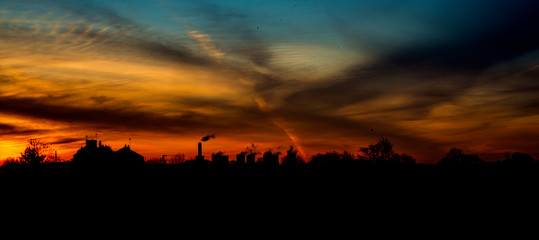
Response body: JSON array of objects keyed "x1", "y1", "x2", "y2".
[{"x1": 0, "y1": 137, "x2": 536, "y2": 171}]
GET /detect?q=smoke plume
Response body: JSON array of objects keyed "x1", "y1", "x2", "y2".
[{"x1": 201, "y1": 134, "x2": 215, "y2": 142}]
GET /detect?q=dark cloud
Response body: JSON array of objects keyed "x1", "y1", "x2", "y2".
[
  {"x1": 0, "y1": 122, "x2": 47, "y2": 136},
  {"x1": 50, "y1": 137, "x2": 83, "y2": 145},
  {"x1": 493, "y1": 67, "x2": 539, "y2": 94},
  {"x1": 0, "y1": 95, "x2": 282, "y2": 138},
  {"x1": 284, "y1": 64, "x2": 474, "y2": 116},
  {"x1": 285, "y1": 79, "x2": 381, "y2": 111},
  {"x1": 502, "y1": 96, "x2": 539, "y2": 117},
  {"x1": 132, "y1": 39, "x2": 213, "y2": 66},
  {"x1": 89, "y1": 96, "x2": 114, "y2": 104},
  {"x1": 476, "y1": 67, "x2": 539, "y2": 117},
  {"x1": 0, "y1": 96, "x2": 203, "y2": 132},
  {"x1": 285, "y1": 65, "x2": 386, "y2": 104},
  {"x1": 231, "y1": 46, "x2": 274, "y2": 67},
  {"x1": 498, "y1": 85, "x2": 539, "y2": 95},
  {"x1": 333, "y1": 1, "x2": 539, "y2": 70},
  {"x1": 252, "y1": 74, "x2": 287, "y2": 96},
  {"x1": 174, "y1": 97, "x2": 265, "y2": 118},
  {"x1": 0, "y1": 123, "x2": 15, "y2": 131},
  {"x1": 385, "y1": 12, "x2": 539, "y2": 70}
]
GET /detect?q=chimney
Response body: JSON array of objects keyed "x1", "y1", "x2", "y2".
[{"x1": 198, "y1": 142, "x2": 202, "y2": 157}]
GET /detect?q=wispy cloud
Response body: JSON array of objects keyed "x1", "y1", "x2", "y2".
[{"x1": 188, "y1": 30, "x2": 224, "y2": 60}]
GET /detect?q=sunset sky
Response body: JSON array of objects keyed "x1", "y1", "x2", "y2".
[{"x1": 1, "y1": 0, "x2": 538, "y2": 163}]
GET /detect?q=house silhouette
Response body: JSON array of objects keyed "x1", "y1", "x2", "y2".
[
  {"x1": 116, "y1": 145, "x2": 145, "y2": 166},
  {"x1": 73, "y1": 140, "x2": 144, "y2": 168}
]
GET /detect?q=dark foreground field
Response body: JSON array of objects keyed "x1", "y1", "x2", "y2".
[
  {"x1": 2, "y1": 163, "x2": 537, "y2": 236},
  {"x1": 2, "y1": 162, "x2": 538, "y2": 195}
]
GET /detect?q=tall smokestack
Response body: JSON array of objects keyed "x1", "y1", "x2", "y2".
[{"x1": 198, "y1": 142, "x2": 202, "y2": 157}]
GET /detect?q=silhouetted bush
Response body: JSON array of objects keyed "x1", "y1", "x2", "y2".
[
  {"x1": 391, "y1": 153, "x2": 416, "y2": 166},
  {"x1": 439, "y1": 148, "x2": 484, "y2": 167},
  {"x1": 310, "y1": 151, "x2": 356, "y2": 168},
  {"x1": 0, "y1": 157, "x2": 27, "y2": 169},
  {"x1": 503, "y1": 152, "x2": 534, "y2": 167}
]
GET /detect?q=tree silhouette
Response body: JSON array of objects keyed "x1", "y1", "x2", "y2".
[
  {"x1": 310, "y1": 151, "x2": 355, "y2": 168},
  {"x1": 503, "y1": 152, "x2": 534, "y2": 167},
  {"x1": 440, "y1": 148, "x2": 463, "y2": 166},
  {"x1": 20, "y1": 139, "x2": 49, "y2": 167},
  {"x1": 358, "y1": 137, "x2": 395, "y2": 164},
  {"x1": 1, "y1": 157, "x2": 22, "y2": 168},
  {"x1": 439, "y1": 148, "x2": 484, "y2": 167},
  {"x1": 391, "y1": 153, "x2": 416, "y2": 166}
]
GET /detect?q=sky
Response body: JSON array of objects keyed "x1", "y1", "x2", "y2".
[{"x1": 1, "y1": 0, "x2": 538, "y2": 163}]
